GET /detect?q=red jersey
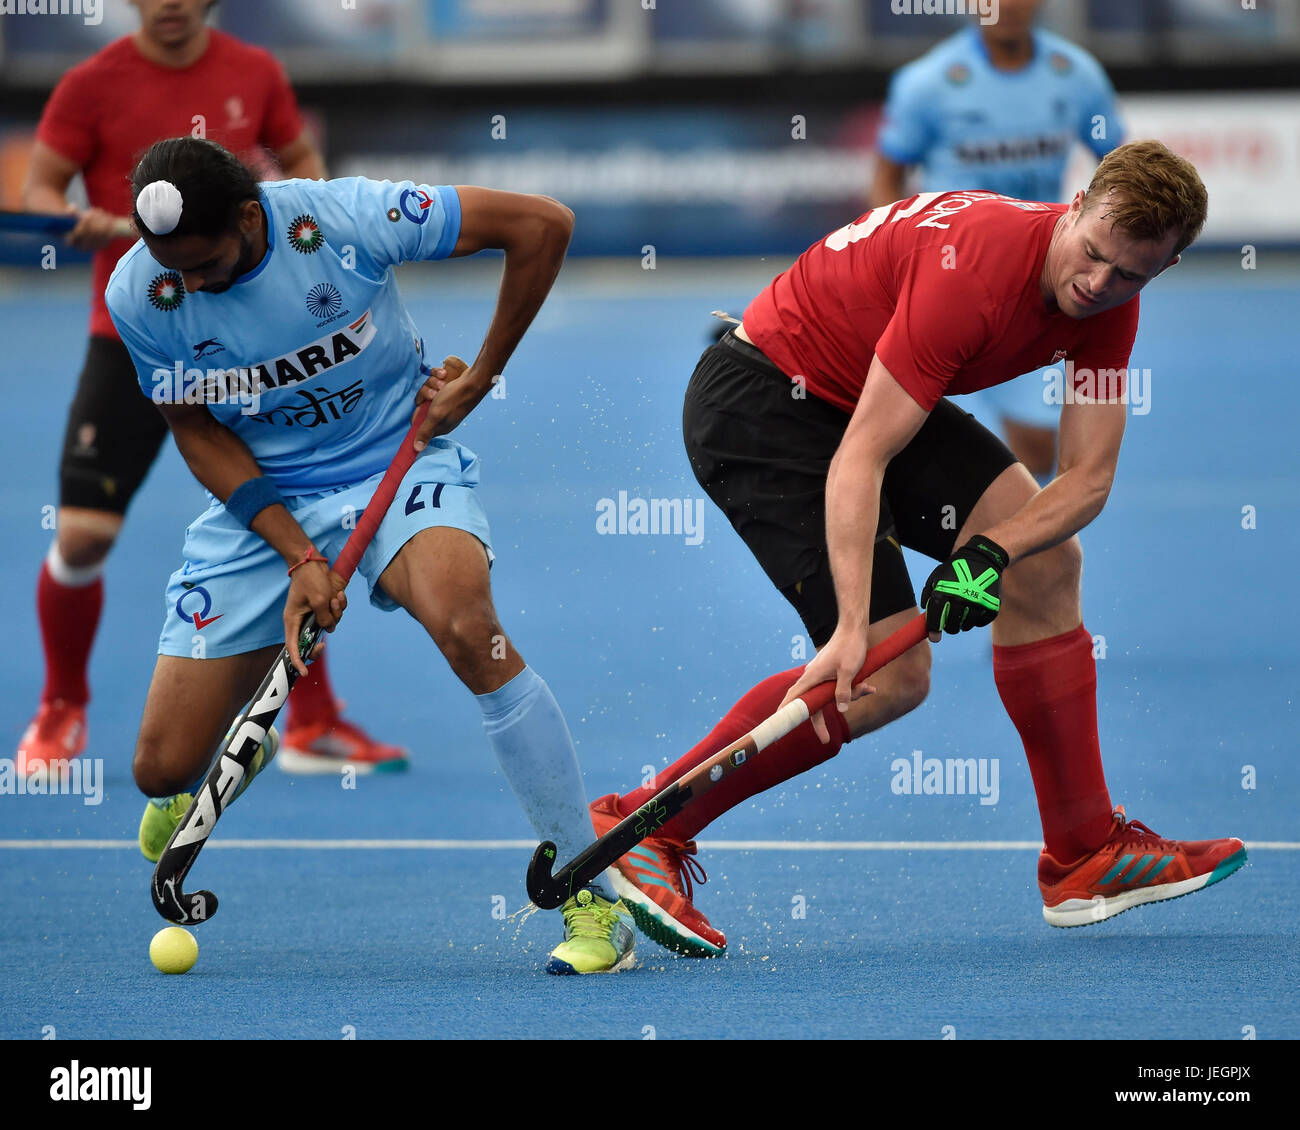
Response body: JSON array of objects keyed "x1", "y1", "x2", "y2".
[
  {"x1": 36, "y1": 30, "x2": 304, "y2": 339},
  {"x1": 743, "y1": 191, "x2": 1139, "y2": 414}
]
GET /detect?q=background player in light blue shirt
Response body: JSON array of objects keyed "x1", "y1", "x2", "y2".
[
  {"x1": 871, "y1": 0, "x2": 1123, "y2": 477},
  {"x1": 105, "y1": 137, "x2": 635, "y2": 975}
]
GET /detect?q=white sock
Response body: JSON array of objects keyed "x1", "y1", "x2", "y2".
[{"x1": 45, "y1": 541, "x2": 104, "y2": 587}]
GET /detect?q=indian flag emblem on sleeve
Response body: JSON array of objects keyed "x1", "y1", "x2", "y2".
[
  {"x1": 147, "y1": 271, "x2": 185, "y2": 312},
  {"x1": 287, "y1": 214, "x2": 324, "y2": 254}
]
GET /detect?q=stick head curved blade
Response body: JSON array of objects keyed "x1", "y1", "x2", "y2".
[
  {"x1": 152, "y1": 875, "x2": 219, "y2": 925},
  {"x1": 526, "y1": 841, "x2": 565, "y2": 909}
]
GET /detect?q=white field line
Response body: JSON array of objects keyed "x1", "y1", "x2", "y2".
[{"x1": 0, "y1": 839, "x2": 1295, "y2": 850}]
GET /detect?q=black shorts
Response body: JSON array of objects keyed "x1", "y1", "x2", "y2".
[
  {"x1": 59, "y1": 334, "x2": 169, "y2": 514},
  {"x1": 683, "y1": 331, "x2": 1018, "y2": 648}
]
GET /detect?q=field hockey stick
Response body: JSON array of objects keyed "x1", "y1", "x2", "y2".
[
  {"x1": 0, "y1": 211, "x2": 75, "y2": 235},
  {"x1": 151, "y1": 362, "x2": 463, "y2": 925},
  {"x1": 0, "y1": 210, "x2": 133, "y2": 237},
  {"x1": 526, "y1": 612, "x2": 928, "y2": 909}
]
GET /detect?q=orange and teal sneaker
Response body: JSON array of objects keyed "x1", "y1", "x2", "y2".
[
  {"x1": 15, "y1": 699, "x2": 87, "y2": 776},
  {"x1": 1039, "y1": 806, "x2": 1247, "y2": 927},
  {"x1": 279, "y1": 712, "x2": 408, "y2": 775},
  {"x1": 589, "y1": 793, "x2": 726, "y2": 958}
]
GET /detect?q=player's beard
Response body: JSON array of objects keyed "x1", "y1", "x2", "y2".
[
  {"x1": 204, "y1": 230, "x2": 259, "y2": 294},
  {"x1": 232, "y1": 229, "x2": 260, "y2": 279}
]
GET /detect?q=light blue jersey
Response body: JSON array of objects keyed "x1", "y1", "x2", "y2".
[
  {"x1": 106, "y1": 177, "x2": 463, "y2": 493},
  {"x1": 877, "y1": 26, "x2": 1123, "y2": 204},
  {"x1": 106, "y1": 177, "x2": 499, "y2": 656}
]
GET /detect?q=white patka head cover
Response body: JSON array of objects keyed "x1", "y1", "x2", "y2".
[{"x1": 135, "y1": 180, "x2": 184, "y2": 235}]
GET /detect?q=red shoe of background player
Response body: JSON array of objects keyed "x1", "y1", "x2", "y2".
[
  {"x1": 1039, "y1": 806, "x2": 1246, "y2": 927},
  {"x1": 278, "y1": 712, "x2": 409, "y2": 775},
  {"x1": 589, "y1": 793, "x2": 727, "y2": 957},
  {"x1": 15, "y1": 699, "x2": 87, "y2": 775}
]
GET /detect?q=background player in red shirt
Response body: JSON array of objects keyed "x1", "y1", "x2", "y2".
[
  {"x1": 17, "y1": 0, "x2": 406, "y2": 777},
  {"x1": 588, "y1": 140, "x2": 1246, "y2": 957}
]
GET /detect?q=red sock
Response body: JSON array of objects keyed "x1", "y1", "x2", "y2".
[
  {"x1": 37, "y1": 561, "x2": 103, "y2": 707},
  {"x1": 993, "y1": 624, "x2": 1114, "y2": 862},
  {"x1": 618, "y1": 666, "x2": 851, "y2": 842},
  {"x1": 287, "y1": 645, "x2": 340, "y2": 729}
]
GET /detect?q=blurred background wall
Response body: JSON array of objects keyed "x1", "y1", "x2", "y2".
[{"x1": 2, "y1": 0, "x2": 1298, "y2": 257}]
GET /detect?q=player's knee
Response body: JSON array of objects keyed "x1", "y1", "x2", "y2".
[
  {"x1": 1043, "y1": 535, "x2": 1083, "y2": 595},
  {"x1": 56, "y1": 527, "x2": 116, "y2": 570},
  {"x1": 432, "y1": 606, "x2": 507, "y2": 685},
  {"x1": 133, "y1": 734, "x2": 194, "y2": 798},
  {"x1": 55, "y1": 508, "x2": 123, "y2": 569},
  {"x1": 854, "y1": 641, "x2": 929, "y2": 723},
  {"x1": 1004, "y1": 536, "x2": 1081, "y2": 606},
  {"x1": 889, "y1": 645, "x2": 930, "y2": 716}
]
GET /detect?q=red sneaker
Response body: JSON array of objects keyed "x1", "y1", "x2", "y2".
[
  {"x1": 1039, "y1": 806, "x2": 1247, "y2": 927},
  {"x1": 279, "y1": 713, "x2": 409, "y2": 775},
  {"x1": 15, "y1": 700, "x2": 87, "y2": 775},
  {"x1": 589, "y1": 793, "x2": 726, "y2": 957}
]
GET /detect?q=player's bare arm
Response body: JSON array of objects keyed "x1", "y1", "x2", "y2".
[
  {"x1": 275, "y1": 129, "x2": 328, "y2": 180},
  {"x1": 22, "y1": 139, "x2": 132, "y2": 250},
  {"x1": 779, "y1": 354, "x2": 929, "y2": 723},
  {"x1": 981, "y1": 399, "x2": 1126, "y2": 563},
  {"x1": 868, "y1": 153, "x2": 909, "y2": 210},
  {"x1": 156, "y1": 400, "x2": 346, "y2": 670},
  {"x1": 412, "y1": 186, "x2": 574, "y2": 449}
]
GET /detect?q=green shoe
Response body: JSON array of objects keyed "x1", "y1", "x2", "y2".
[
  {"x1": 546, "y1": 888, "x2": 636, "y2": 975},
  {"x1": 139, "y1": 792, "x2": 193, "y2": 863},
  {"x1": 138, "y1": 726, "x2": 279, "y2": 862}
]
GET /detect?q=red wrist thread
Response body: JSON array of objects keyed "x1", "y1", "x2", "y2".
[{"x1": 287, "y1": 547, "x2": 329, "y2": 578}]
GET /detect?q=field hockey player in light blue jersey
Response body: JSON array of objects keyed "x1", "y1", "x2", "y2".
[{"x1": 105, "y1": 136, "x2": 634, "y2": 975}]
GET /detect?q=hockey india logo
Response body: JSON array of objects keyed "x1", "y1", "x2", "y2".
[
  {"x1": 306, "y1": 283, "x2": 343, "y2": 321},
  {"x1": 287, "y1": 213, "x2": 324, "y2": 254},
  {"x1": 386, "y1": 207, "x2": 401, "y2": 222},
  {"x1": 147, "y1": 271, "x2": 184, "y2": 312}
]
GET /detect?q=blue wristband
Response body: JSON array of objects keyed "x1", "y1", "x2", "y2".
[{"x1": 225, "y1": 476, "x2": 285, "y2": 529}]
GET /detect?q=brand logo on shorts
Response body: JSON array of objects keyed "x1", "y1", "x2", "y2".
[
  {"x1": 287, "y1": 213, "x2": 324, "y2": 254},
  {"x1": 176, "y1": 583, "x2": 223, "y2": 630},
  {"x1": 306, "y1": 283, "x2": 343, "y2": 322},
  {"x1": 147, "y1": 272, "x2": 184, "y2": 312}
]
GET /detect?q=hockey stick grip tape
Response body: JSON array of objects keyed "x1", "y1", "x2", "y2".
[
  {"x1": 747, "y1": 699, "x2": 812, "y2": 753},
  {"x1": 796, "y1": 613, "x2": 928, "y2": 717}
]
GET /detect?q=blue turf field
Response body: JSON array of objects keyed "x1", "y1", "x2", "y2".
[{"x1": 1, "y1": 255, "x2": 1296, "y2": 1040}]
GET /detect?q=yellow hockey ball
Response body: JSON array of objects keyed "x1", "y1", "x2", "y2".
[{"x1": 149, "y1": 926, "x2": 198, "y2": 974}]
